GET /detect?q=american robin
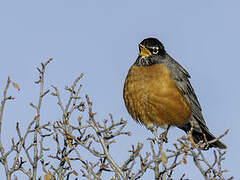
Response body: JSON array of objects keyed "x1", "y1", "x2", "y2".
[{"x1": 123, "y1": 37, "x2": 226, "y2": 149}]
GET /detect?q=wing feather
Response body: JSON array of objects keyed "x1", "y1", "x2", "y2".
[{"x1": 164, "y1": 54, "x2": 207, "y2": 133}]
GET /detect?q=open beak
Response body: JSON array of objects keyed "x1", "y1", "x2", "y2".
[{"x1": 139, "y1": 44, "x2": 152, "y2": 57}]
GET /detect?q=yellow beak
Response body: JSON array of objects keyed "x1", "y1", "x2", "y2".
[{"x1": 139, "y1": 44, "x2": 152, "y2": 57}]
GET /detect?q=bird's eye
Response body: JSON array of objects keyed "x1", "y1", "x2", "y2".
[{"x1": 152, "y1": 47, "x2": 159, "y2": 54}]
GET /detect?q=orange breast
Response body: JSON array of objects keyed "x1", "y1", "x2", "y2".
[{"x1": 123, "y1": 64, "x2": 191, "y2": 128}]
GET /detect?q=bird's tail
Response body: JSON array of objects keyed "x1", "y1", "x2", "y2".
[
  {"x1": 191, "y1": 128, "x2": 227, "y2": 149},
  {"x1": 180, "y1": 123, "x2": 227, "y2": 149}
]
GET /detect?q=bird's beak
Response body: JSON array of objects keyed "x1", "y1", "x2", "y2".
[{"x1": 139, "y1": 44, "x2": 152, "y2": 57}]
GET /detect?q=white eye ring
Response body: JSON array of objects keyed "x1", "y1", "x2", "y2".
[{"x1": 152, "y1": 47, "x2": 159, "y2": 54}]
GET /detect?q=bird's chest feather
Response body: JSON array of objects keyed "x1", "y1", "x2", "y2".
[{"x1": 123, "y1": 64, "x2": 191, "y2": 127}]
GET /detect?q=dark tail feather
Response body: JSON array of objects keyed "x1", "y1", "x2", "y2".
[
  {"x1": 191, "y1": 128, "x2": 227, "y2": 149},
  {"x1": 179, "y1": 124, "x2": 227, "y2": 149}
]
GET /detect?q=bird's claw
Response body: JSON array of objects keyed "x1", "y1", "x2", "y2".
[{"x1": 160, "y1": 131, "x2": 168, "y2": 143}]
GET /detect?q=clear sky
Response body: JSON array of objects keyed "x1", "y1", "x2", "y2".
[{"x1": 0, "y1": 0, "x2": 239, "y2": 179}]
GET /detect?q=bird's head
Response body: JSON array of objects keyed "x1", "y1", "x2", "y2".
[
  {"x1": 139, "y1": 38, "x2": 166, "y2": 57},
  {"x1": 135, "y1": 38, "x2": 166, "y2": 66}
]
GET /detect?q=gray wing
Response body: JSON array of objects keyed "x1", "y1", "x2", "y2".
[
  {"x1": 163, "y1": 54, "x2": 226, "y2": 149},
  {"x1": 164, "y1": 54, "x2": 208, "y2": 133}
]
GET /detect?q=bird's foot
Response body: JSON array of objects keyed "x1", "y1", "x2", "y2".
[
  {"x1": 147, "y1": 124, "x2": 170, "y2": 143},
  {"x1": 160, "y1": 126, "x2": 170, "y2": 143},
  {"x1": 160, "y1": 130, "x2": 168, "y2": 143}
]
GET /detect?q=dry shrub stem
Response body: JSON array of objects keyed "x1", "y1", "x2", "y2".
[{"x1": 0, "y1": 59, "x2": 232, "y2": 180}]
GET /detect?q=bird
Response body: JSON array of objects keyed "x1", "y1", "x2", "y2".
[{"x1": 123, "y1": 37, "x2": 226, "y2": 149}]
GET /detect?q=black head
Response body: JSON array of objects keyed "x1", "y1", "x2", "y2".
[
  {"x1": 135, "y1": 38, "x2": 166, "y2": 66},
  {"x1": 139, "y1": 38, "x2": 166, "y2": 57}
]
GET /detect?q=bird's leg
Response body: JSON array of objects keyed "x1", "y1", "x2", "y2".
[
  {"x1": 160, "y1": 126, "x2": 170, "y2": 143},
  {"x1": 146, "y1": 123, "x2": 155, "y2": 132},
  {"x1": 147, "y1": 124, "x2": 169, "y2": 143},
  {"x1": 147, "y1": 124, "x2": 159, "y2": 143}
]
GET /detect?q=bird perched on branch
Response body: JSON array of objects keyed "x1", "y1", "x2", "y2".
[{"x1": 123, "y1": 37, "x2": 226, "y2": 149}]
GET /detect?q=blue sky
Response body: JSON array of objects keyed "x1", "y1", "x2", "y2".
[{"x1": 0, "y1": 0, "x2": 239, "y2": 179}]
